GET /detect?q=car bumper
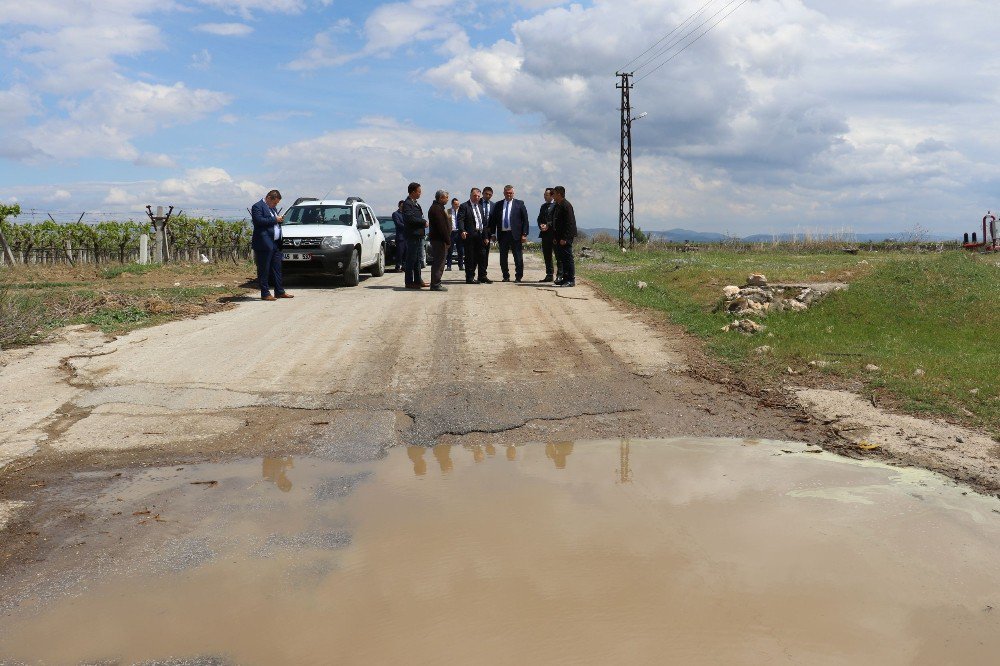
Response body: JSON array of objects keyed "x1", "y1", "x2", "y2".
[{"x1": 281, "y1": 245, "x2": 355, "y2": 276}]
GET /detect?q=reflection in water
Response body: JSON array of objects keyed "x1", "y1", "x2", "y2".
[
  {"x1": 617, "y1": 440, "x2": 633, "y2": 484},
  {"x1": 467, "y1": 444, "x2": 485, "y2": 463},
  {"x1": 432, "y1": 444, "x2": 453, "y2": 473},
  {"x1": 506, "y1": 445, "x2": 517, "y2": 461},
  {"x1": 407, "y1": 446, "x2": 427, "y2": 476},
  {"x1": 262, "y1": 457, "x2": 294, "y2": 492},
  {"x1": 545, "y1": 442, "x2": 574, "y2": 469}
]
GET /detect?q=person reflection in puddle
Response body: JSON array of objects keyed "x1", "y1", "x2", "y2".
[
  {"x1": 506, "y1": 445, "x2": 517, "y2": 461},
  {"x1": 407, "y1": 446, "x2": 427, "y2": 476},
  {"x1": 432, "y1": 444, "x2": 453, "y2": 473},
  {"x1": 545, "y1": 442, "x2": 574, "y2": 469},
  {"x1": 262, "y1": 457, "x2": 294, "y2": 492}
]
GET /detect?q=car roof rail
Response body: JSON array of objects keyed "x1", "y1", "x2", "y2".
[
  {"x1": 345, "y1": 196, "x2": 366, "y2": 205},
  {"x1": 292, "y1": 197, "x2": 319, "y2": 206}
]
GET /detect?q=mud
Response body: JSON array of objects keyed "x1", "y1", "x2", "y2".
[{"x1": 2, "y1": 438, "x2": 1000, "y2": 665}]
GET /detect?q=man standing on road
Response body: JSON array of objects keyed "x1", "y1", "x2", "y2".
[
  {"x1": 446, "y1": 197, "x2": 464, "y2": 272},
  {"x1": 457, "y1": 187, "x2": 492, "y2": 284},
  {"x1": 552, "y1": 185, "x2": 577, "y2": 287},
  {"x1": 489, "y1": 185, "x2": 530, "y2": 282},
  {"x1": 392, "y1": 200, "x2": 407, "y2": 272},
  {"x1": 427, "y1": 189, "x2": 452, "y2": 292},
  {"x1": 251, "y1": 189, "x2": 293, "y2": 301},
  {"x1": 402, "y1": 182, "x2": 429, "y2": 289},
  {"x1": 537, "y1": 188, "x2": 559, "y2": 283},
  {"x1": 481, "y1": 186, "x2": 496, "y2": 229}
]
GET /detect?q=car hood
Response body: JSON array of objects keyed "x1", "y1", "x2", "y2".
[{"x1": 282, "y1": 225, "x2": 353, "y2": 237}]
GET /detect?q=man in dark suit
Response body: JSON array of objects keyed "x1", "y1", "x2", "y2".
[
  {"x1": 446, "y1": 197, "x2": 464, "y2": 271},
  {"x1": 250, "y1": 189, "x2": 293, "y2": 301},
  {"x1": 489, "y1": 184, "x2": 530, "y2": 282},
  {"x1": 552, "y1": 185, "x2": 577, "y2": 287},
  {"x1": 402, "y1": 182, "x2": 429, "y2": 289},
  {"x1": 457, "y1": 187, "x2": 492, "y2": 284},
  {"x1": 427, "y1": 189, "x2": 452, "y2": 292},
  {"x1": 391, "y1": 200, "x2": 406, "y2": 272},
  {"x1": 537, "y1": 187, "x2": 558, "y2": 282}
]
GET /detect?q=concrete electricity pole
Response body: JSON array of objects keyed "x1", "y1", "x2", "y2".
[{"x1": 145, "y1": 205, "x2": 174, "y2": 263}]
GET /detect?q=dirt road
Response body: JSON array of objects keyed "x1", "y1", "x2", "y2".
[{"x1": 1, "y1": 254, "x2": 824, "y2": 564}]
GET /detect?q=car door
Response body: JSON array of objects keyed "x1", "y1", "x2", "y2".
[{"x1": 355, "y1": 205, "x2": 376, "y2": 264}]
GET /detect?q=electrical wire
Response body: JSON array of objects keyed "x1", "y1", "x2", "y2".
[
  {"x1": 632, "y1": 0, "x2": 743, "y2": 75},
  {"x1": 619, "y1": 0, "x2": 723, "y2": 72},
  {"x1": 635, "y1": 0, "x2": 752, "y2": 82}
]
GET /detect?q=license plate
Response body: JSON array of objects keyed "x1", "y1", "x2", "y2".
[{"x1": 283, "y1": 252, "x2": 310, "y2": 261}]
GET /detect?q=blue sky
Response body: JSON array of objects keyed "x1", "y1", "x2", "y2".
[{"x1": 2, "y1": 0, "x2": 999, "y2": 236}]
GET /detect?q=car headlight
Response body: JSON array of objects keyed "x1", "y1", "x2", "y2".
[{"x1": 322, "y1": 236, "x2": 343, "y2": 249}]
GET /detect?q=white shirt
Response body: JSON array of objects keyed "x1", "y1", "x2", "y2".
[
  {"x1": 450, "y1": 208, "x2": 459, "y2": 231},
  {"x1": 261, "y1": 199, "x2": 281, "y2": 241}
]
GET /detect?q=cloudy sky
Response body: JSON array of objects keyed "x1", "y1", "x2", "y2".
[{"x1": 1, "y1": 0, "x2": 997, "y2": 235}]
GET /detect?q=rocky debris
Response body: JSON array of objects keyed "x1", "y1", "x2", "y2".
[
  {"x1": 722, "y1": 319, "x2": 765, "y2": 334},
  {"x1": 719, "y1": 279, "x2": 848, "y2": 317},
  {"x1": 864, "y1": 364, "x2": 881, "y2": 372},
  {"x1": 637, "y1": 281, "x2": 648, "y2": 290},
  {"x1": 786, "y1": 367, "x2": 799, "y2": 375},
  {"x1": 914, "y1": 368, "x2": 926, "y2": 377},
  {"x1": 808, "y1": 360, "x2": 835, "y2": 368},
  {"x1": 579, "y1": 247, "x2": 603, "y2": 260},
  {"x1": 754, "y1": 345, "x2": 772, "y2": 355}
]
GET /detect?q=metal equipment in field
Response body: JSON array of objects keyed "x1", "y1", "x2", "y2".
[{"x1": 962, "y1": 212, "x2": 999, "y2": 252}]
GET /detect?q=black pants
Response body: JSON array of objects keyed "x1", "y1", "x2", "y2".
[
  {"x1": 447, "y1": 230, "x2": 465, "y2": 268},
  {"x1": 464, "y1": 234, "x2": 490, "y2": 281},
  {"x1": 557, "y1": 240, "x2": 574, "y2": 282},
  {"x1": 254, "y1": 245, "x2": 284, "y2": 298},
  {"x1": 405, "y1": 233, "x2": 424, "y2": 285},
  {"x1": 497, "y1": 232, "x2": 524, "y2": 280},
  {"x1": 541, "y1": 235, "x2": 554, "y2": 277},
  {"x1": 430, "y1": 239, "x2": 448, "y2": 286}
]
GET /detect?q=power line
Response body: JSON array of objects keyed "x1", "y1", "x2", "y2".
[
  {"x1": 635, "y1": 0, "x2": 746, "y2": 80},
  {"x1": 619, "y1": 0, "x2": 722, "y2": 72},
  {"x1": 635, "y1": 0, "x2": 752, "y2": 82}
]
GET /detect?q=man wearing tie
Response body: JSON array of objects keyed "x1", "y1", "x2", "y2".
[
  {"x1": 489, "y1": 184, "x2": 530, "y2": 282},
  {"x1": 457, "y1": 187, "x2": 492, "y2": 284},
  {"x1": 250, "y1": 189, "x2": 292, "y2": 301},
  {"x1": 446, "y1": 197, "x2": 464, "y2": 272},
  {"x1": 481, "y1": 186, "x2": 496, "y2": 227}
]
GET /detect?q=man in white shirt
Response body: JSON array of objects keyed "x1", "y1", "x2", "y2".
[
  {"x1": 446, "y1": 197, "x2": 464, "y2": 271},
  {"x1": 250, "y1": 189, "x2": 293, "y2": 301},
  {"x1": 457, "y1": 187, "x2": 492, "y2": 284}
]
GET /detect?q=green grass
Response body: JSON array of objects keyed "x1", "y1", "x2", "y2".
[
  {"x1": 581, "y1": 246, "x2": 1000, "y2": 435},
  {"x1": 99, "y1": 263, "x2": 160, "y2": 279}
]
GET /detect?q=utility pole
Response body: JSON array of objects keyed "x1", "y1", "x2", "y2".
[
  {"x1": 145, "y1": 205, "x2": 174, "y2": 263},
  {"x1": 617, "y1": 72, "x2": 635, "y2": 249}
]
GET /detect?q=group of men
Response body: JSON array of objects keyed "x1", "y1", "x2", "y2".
[{"x1": 392, "y1": 183, "x2": 578, "y2": 291}]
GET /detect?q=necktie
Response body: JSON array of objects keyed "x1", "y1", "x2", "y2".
[
  {"x1": 473, "y1": 203, "x2": 482, "y2": 230},
  {"x1": 503, "y1": 202, "x2": 510, "y2": 231}
]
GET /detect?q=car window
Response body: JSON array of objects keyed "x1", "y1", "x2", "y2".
[
  {"x1": 359, "y1": 207, "x2": 377, "y2": 229},
  {"x1": 378, "y1": 217, "x2": 395, "y2": 234},
  {"x1": 284, "y1": 205, "x2": 352, "y2": 226}
]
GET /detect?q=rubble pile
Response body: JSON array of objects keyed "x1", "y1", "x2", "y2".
[{"x1": 719, "y1": 274, "x2": 847, "y2": 319}]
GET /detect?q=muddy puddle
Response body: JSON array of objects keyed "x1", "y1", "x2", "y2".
[{"x1": 3, "y1": 438, "x2": 1000, "y2": 664}]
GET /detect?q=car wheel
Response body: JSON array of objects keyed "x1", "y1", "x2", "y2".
[
  {"x1": 343, "y1": 249, "x2": 360, "y2": 287},
  {"x1": 369, "y1": 245, "x2": 385, "y2": 276}
]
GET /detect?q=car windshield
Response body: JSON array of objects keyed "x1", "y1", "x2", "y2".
[
  {"x1": 284, "y1": 205, "x2": 352, "y2": 226},
  {"x1": 378, "y1": 217, "x2": 395, "y2": 234}
]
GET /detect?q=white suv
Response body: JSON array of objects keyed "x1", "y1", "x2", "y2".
[{"x1": 280, "y1": 196, "x2": 386, "y2": 286}]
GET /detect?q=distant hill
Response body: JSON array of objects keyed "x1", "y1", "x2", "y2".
[{"x1": 580, "y1": 227, "x2": 728, "y2": 242}]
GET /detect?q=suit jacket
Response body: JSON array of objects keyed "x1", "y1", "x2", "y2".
[
  {"x1": 251, "y1": 199, "x2": 280, "y2": 251},
  {"x1": 401, "y1": 197, "x2": 426, "y2": 237},
  {"x1": 537, "y1": 201, "x2": 556, "y2": 238},
  {"x1": 457, "y1": 200, "x2": 489, "y2": 237},
  {"x1": 489, "y1": 198, "x2": 530, "y2": 239},
  {"x1": 552, "y1": 199, "x2": 577, "y2": 242},
  {"x1": 391, "y1": 210, "x2": 405, "y2": 237},
  {"x1": 427, "y1": 200, "x2": 452, "y2": 243}
]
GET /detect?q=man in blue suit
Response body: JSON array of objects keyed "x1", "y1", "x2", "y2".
[
  {"x1": 488, "y1": 184, "x2": 530, "y2": 282},
  {"x1": 251, "y1": 189, "x2": 293, "y2": 301}
]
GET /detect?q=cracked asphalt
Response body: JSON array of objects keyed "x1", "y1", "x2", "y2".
[{"x1": 0, "y1": 253, "x2": 827, "y2": 601}]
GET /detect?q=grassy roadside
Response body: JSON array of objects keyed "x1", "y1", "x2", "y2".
[
  {"x1": 578, "y1": 245, "x2": 1000, "y2": 437},
  {"x1": 0, "y1": 261, "x2": 256, "y2": 348}
]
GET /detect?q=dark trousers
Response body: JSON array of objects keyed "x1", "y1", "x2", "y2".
[
  {"x1": 541, "y1": 235, "x2": 554, "y2": 277},
  {"x1": 254, "y1": 245, "x2": 284, "y2": 298},
  {"x1": 430, "y1": 239, "x2": 448, "y2": 286},
  {"x1": 557, "y1": 240, "x2": 575, "y2": 282},
  {"x1": 395, "y1": 236, "x2": 407, "y2": 271},
  {"x1": 447, "y1": 230, "x2": 465, "y2": 268},
  {"x1": 497, "y1": 232, "x2": 524, "y2": 280},
  {"x1": 464, "y1": 234, "x2": 490, "y2": 281},
  {"x1": 405, "y1": 233, "x2": 424, "y2": 285}
]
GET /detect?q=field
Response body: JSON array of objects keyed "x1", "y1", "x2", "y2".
[
  {"x1": 579, "y1": 244, "x2": 1000, "y2": 437},
  {"x1": 0, "y1": 261, "x2": 256, "y2": 348}
]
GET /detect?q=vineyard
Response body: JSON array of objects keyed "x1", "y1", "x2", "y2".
[{"x1": 0, "y1": 215, "x2": 252, "y2": 265}]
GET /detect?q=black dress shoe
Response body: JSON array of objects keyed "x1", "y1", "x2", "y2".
[
  {"x1": 554, "y1": 279, "x2": 565, "y2": 286},
  {"x1": 466, "y1": 279, "x2": 477, "y2": 284},
  {"x1": 479, "y1": 278, "x2": 493, "y2": 284},
  {"x1": 540, "y1": 275, "x2": 553, "y2": 282},
  {"x1": 430, "y1": 284, "x2": 448, "y2": 291},
  {"x1": 514, "y1": 277, "x2": 522, "y2": 283},
  {"x1": 502, "y1": 277, "x2": 510, "y2": 282}
]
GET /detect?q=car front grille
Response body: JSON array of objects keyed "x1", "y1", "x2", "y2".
[{"x1": 282, "y1": 237, "x2": 323, "y2": 249}]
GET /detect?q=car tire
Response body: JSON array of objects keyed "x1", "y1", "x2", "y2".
[
  {"x1": 369, "y1": 246, "x2": 385, "y2": 276},
  {"x1": 343, "y1": 249, "x2": 360, "y2": 287}
]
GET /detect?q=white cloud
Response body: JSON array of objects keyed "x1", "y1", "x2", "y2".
[
  {"x1": 195, "y1": 0, "x2": 306, "y2": 20},
  {"x1": 194, "y1": 22, "x2": 254, "y2": 36},
  {"x1": 191, "y1": 49, "x2": 213, "y2": 70},
  {"x1": 134, "y1": 153, "x2": 179, "y2": 169}
]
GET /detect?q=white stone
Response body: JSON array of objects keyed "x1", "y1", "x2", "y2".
[
  {"x1": 914, "y1": 368, "x2": 926, "y2": 377},
  {"x1": 747, "y1": 274, "x2": 768, "y2": 286},
  {"x1": 722, "y1": 286, "x2": 740, "y2": 298},
  {"x1": 864, "y1": 364, "x2": 881, "y2": 372},
  {"x1": 637, "y1": 281, "x2": 648, "y2": 290}
]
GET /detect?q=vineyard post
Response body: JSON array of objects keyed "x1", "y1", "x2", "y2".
[
  {"x1": 0, "y1": 203, "x2": 20, "y2": 265},
  {"x1": 139, "y1": 234, "x2": 149, "y2": 264},
  {"x1": 146, "y1": 205, "x2": 174, "y2": 263}
]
